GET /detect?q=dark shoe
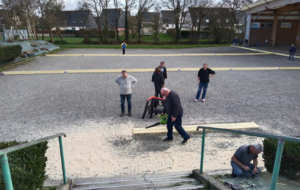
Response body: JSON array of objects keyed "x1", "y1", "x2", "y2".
[
  {"x1": 120, "y1": 112, "x2": 125, "y2": 117},
  {"x1": 162, "y1": 138, "x2": 173, "y2": 142},
  {"x1": 182, "y1": 137, "x2": 190, "y2": 144},
  {"x1": 128, "y1": 112, "x2": 132, "y2": 117},
  {"x1": 232, "y1": 170, "x2": 237, "y2": 178}
]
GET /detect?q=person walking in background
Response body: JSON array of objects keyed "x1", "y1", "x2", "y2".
[
  {"x1": 160, "y1": 88, "x2": 191, "y2": 144},
  {"x1": 115, "y1": 70, "x2": 137, "y2": 117},
  {"x1": 152, "y1": 67, "x2": 164, "y2": 105},
  {"x1": 158, "y1": 61, "x2": 167, "y2": 80},
  {"x1": 289, "y1": 44, "x2": 296, "y2": 61},
  {"x1": 239, "y1": 38, "x2": 243, "y2": 46},
  {"x1": 245, "y1": 38, "x2": 249, "y2": 47},
  {"x1": 121, "y1": 42, "x2": 127, "y2": 55},
  {"x1": 265, "y1": 39, "x2": 268, "y2": 46},
  {"x1": 194, "y1": 63, "x2": 215, "y2": 102},
  {"x1": 232, "y1": 38, "x2": 236, "y2": 47}
]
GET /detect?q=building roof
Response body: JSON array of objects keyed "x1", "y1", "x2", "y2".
[
  {"x1": 60, "y1": 10, "x2": 97, "y2": 28},
  {"x1": 142, "y1": 12, "x2": 160, "y2": 22},
  {"x1": 161, "y1": 10, "x2": 175, "y2": 24},
  {"x1": 241, "y1": 0, "x2": 299, "y2": 14},
  {"x1": 100, "y1": 9, "x2": 129, "y2": 28}
]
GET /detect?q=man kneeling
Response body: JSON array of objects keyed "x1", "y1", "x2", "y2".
[{"x1": 231, "y1": 143, "x2": 263, "y2": 177}]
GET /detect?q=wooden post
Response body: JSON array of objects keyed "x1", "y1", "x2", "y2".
[
  {"x1": 296, "y1": 19, "x2": 300, "y2": 46},
  {"x1": 271, "y1": 15, "x2": 278, "y2": 46}
]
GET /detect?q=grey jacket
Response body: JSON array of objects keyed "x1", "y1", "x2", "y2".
[{"x1": 115, "y1": 75, "x2": 137, "y2": 95}]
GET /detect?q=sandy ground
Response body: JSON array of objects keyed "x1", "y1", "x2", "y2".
[{"x1": 45, "y1": 120, "x2": 264, "y2": 180}]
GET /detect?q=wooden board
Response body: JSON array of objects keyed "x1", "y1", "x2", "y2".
[{"x1": 132, "y1": 122, "x2": 260, "y2": 135}]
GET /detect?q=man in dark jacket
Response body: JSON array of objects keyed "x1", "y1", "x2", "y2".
[
  {"x1": 194, "y1": 63, "x2": 215, "y2": 102},
  {"x1": 158, "y1": 61, "x2": 167, "y2": 80},
  {"x1": 161, "y1": 88, "x2": 190, "y2": 144},
  {"x1": 289, "y1": 44, "x2": 296, "y2": 61},
  {"x1": 152, "y1": 67, "x2": 164, "y2": 105}
]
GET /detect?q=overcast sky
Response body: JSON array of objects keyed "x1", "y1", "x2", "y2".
[{"x1": 64, "y1": 0, "x2": 222, "y2": 13}]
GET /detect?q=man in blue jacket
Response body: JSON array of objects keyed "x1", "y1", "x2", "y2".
[
  {"x1": 121, "y1": 42, "x2": 127, "y2": 55},
  {"x1": 289, "y1": 44, "x2": 296, "y2": 61}
]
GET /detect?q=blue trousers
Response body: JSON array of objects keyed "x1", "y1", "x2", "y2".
[
  {"x1": 167, "y1": 115, "x2": 190, "y2": 140},
  {"x1": 289, "y1": 52, "x2": 295, "y2": 60},
  {"x1": 120, "y1": 94, "x2": 131, "y2": 112},
  {"x1": 231, "y1": 161, "x2": 261, "y2": 176},
  {"x1": 195, "y1": 82, "x2": 208, "y2": 100}
]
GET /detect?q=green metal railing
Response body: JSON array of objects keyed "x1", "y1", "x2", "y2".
[
  {"x1": 196, "y1": 126, "x2": 300, "y2": 190},
  {"x1": 0, "y1": 133, "x2": 67, "y2": 190}
]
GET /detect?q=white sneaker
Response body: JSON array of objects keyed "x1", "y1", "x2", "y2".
[
  {"x1": 194, "y1": 99, "x2": 198, "y2": 102},
  {"x1": 202, "y1": 99, "x2": 205, "y2": 102}
]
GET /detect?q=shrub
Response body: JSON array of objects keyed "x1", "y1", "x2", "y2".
[
  {"x1": 0, "y1": 141, "x2": 48, "y2": 190},
  {"x1": 0, "y1": 45, "x2": 22, "y2": 62},
  {"x1": 82, "y1": 37, "x2": 92, "y2": 44},
  {"x1": 54, "y1": 40, "x2": 68, "y2": 44},
  {"x1": 181, "y1": 31, "x2": 191, "y2": 39},
  {"x1": 166, "y1": 29, "x2": 176, "y2": 40},
  {"x1": 263, "y1": 138, "x2": 300, "y2": 179}
]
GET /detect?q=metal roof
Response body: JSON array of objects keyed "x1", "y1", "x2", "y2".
[{"x1": 241, "y1": 0, "x2": 300, "y2": 14}]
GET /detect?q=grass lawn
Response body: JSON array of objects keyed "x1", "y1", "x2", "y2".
[
  {"x1": 42, "y1": 186, "x2": 57, "y2": 190},
  {"x1": 41, "y1": 34, "x2": 229, "y2": 49}
]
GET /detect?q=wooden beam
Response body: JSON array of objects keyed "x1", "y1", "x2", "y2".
[
  {"x1": 296, "y1": 19, "x2": 300, "y2": 46},
  {"x1": 274, "y1": 3, "x2": 300, "y2": 15},
  {"x1": 271, "y1": 15, "x2": 278, "y2": 46},
  {"x1": 133, "y1": 122, "x2": 260, "y2": 135}
]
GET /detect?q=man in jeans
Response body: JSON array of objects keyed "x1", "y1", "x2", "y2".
[
  {"x1": 289, "y1": 44, "x2": 296, "y2": 61},
  {"x1": 161, "y1": 88, "x2": 191, "y2": 144},
  {"x1": 231, "y1": 143, "x2": 263, "y2": 177},
  {"x1": 115, "y1": 70, "x2": 137, "y2": 117},
  {"x1": 194, "y1": 63, "x2": 215, "y2": 102}
]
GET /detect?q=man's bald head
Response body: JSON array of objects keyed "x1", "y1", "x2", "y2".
[{"x1": 161, "y1": 87, "x2": 171, "y2": 97}]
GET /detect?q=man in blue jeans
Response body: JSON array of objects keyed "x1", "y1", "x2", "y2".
[
  {"x1": 194, "y1": 63, "x2": 215, "y2": 102},
  {"x1": 231, "y1": 143, "x2": 263, "y2": 177},
  {"x1": 289, "y1": 44, "x2": 296, "y2": 61},
  {"x1": 161, "y1": 88, "x2": 190, "y2": 144},
  {"x1": 115, "y1": 70, "x2": 137, "y2": 117}
]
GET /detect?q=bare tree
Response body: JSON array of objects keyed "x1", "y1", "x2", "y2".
[
  {"x1": 151, "y1": 5, "x2": 161, "y2": 39},
  {"x1": 45, "y1": 0, "x2": 64, "y2": 43},
  {"x1": 102, "y1": 0, "x2": 111, "y2": 41},
  {"x1": 20, "y1": 0, "x2": 39, "y2": 40},
  {"x1": 218, "y1": 0, "x2": 253, "y2": 37},
  {"x1": 128, "y1": 15, "x2": 138, "y2": 38},
  {"x1": 136, "y1": 0, "x2": 155, "y2": 41},
  {"x1": 189, "y1": 0, "x2": 212, "y2": 42},
  {"x1": 162, "y1": 0, "x2": 189, "y2": 42},
  {"x1": 77, "y1": 0, "x2": 91, "y2": 35},
  {"x1": 113, "y1": 0, "x2": 121, "y2": 40},
  {"x1": 124, "y1": 0, "x2": 136, "y2": 41},
  {"x1": 88, "y1": 0, "x2": 104, "y2": 41},
  {"x1": 37, "y1": 0, "x2": 54, "y2": 40}
]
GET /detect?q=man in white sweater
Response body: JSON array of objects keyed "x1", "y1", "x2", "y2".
[{"x1": 115, "y1": 70, "x2": 138, "y2": 117}]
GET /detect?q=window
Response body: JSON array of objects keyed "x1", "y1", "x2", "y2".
[
  {"x1": 72, "y1": 21, "x2": 76, "y2": 24},
  {"x1": 197, "y1": 19, "x2": 199, "y2": 23},
  {"x1": 206, "y1": 19, "x2": 209, "y2": 23},
  {"x1": 217, "y1": 19, "x2": 220, "y2": 22},
  {"x1": 225, "y1": 19, "x2": 229, "y2": 23}
]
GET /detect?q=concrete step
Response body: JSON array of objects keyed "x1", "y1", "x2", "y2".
[{"x1": 72, "y1": 172, "x2": 204, "y2": 190}]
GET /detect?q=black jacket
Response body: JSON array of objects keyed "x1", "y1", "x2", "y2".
[
  {"x1": 289, "y1": 46, "x2": 296, "y2": 53},
  {"x1": 159, "y1": 66, "x2": 167, "y2": 79},
  {"x1": 152, "y1": 72, "x2": 164, "y2": 87},
  {"x1": 198, "y1": 68, "x2": 215, "y2": 83},
  {"x1": 163, "y1": 91, "x2": 183, "y2": 117}
]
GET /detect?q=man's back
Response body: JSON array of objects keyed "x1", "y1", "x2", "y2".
[
  {"x1": 165, "y1": 91, "x2": 183, "y2": 117},
  {"x1": 234, "y1": 145, "x2": 258, "y2": 165}
]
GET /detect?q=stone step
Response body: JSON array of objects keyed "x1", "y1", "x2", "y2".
[{"x1": 72, "y1": 172, "x2": 203, "y2": 190}]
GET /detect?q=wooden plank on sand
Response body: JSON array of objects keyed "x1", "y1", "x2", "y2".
[{"x1": 132, "y1": 122, "x2": 259, "y2": 135}]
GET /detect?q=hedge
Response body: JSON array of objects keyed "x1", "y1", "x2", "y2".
[
  {"x1": 0, "y1": 141, "x2": 48, "y2": 190},
  {"x1": 75, "y1": 29, "x2": 115, "y2": 38},
  {"x1": 0, "y1": 45, "x2": 22, "y2": 63},
  {"x1": 263, "y1": 138, "x2": 300, "y2": 179}
]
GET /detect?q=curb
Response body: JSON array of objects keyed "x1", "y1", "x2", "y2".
[
  {"x1": 56, "y1": 179, "x2": 73, "y2": 190},
  {"x1": 235, "y1": 46, "x2": 300, "y2": 58},
  {"x1": 193, "y1": 169, "x2": 228, "y2": 190}
]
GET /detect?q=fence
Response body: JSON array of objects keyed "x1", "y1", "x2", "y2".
[
  {"x1": 0, "y1": 133, "x2": 67, "y2": 190},
  {"x1": 196, "y1": 126, "x2": 300, "y2": 190}
]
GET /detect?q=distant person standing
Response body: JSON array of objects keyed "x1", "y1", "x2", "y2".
[
  {"x1": 152, "y1": 67, "x2": 164, "y2": 105},
  {"x1": 115, "y1": 70, "x2": 137, "y2": 117},
  {"x1": 235, "y1": 37, "x2": 238, "y2": 46},
  {"x1": 265, "y1": 39, "x2": 268, "y2": 46},
  {"x1": 245, "y1": 38, "x2": 249, "y2": 47},
  {"x1": 158, "y1": 61, "x2": 167, "y2": 80},
  {"x1": 289, "y1": 44, "x2": 296, "y2": 61},
  {"x1": 121, "y1": 42, "x2": 127, "y2": 55},
  {"x1": 194, "y1": 63, "x2": 215, "y2": 102},
  {"x1": 239, "y1": 38, "x2": 243, "y2": 46}
]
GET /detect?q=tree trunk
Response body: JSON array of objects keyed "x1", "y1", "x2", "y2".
[
  {"x1": 138, "y1": 19, "x2": 142, "y2": 42},
  {"x1": 56, "y1": 27, "x2": 64, "y2": 41},
  {"x1": 97, "y1": 17, "x2": 103, "y2": 41},
  {"x1": 175, "y1": 21, "x2": 180, "y2": 42},
  {"x1": 125, "y1": 5, "x2": 129, "y2": 41},
  {"x1": 196, "y1": 21, "x2": 201, "y2": 42},
  {"x1": 50, "y1": 29, "x2": 53, "y2": 43},
  {"x1": 116, "y1": 18, "x2": 119, "y2": 40}
]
